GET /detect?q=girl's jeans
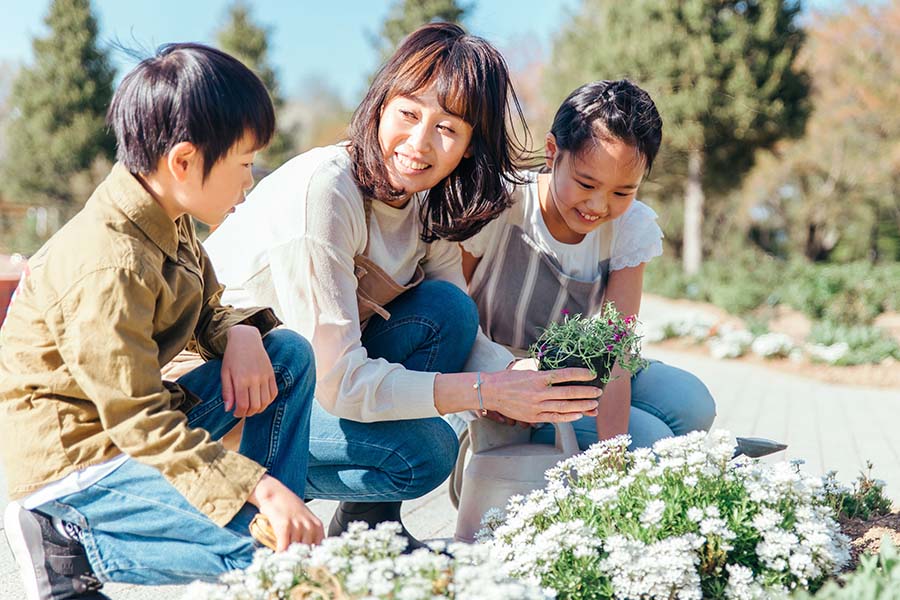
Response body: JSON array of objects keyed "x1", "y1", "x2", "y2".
[
  {"x1": 529, "y1": 360, "x2": 717, "y2": 450},
  {"x1": 33, "y1": 280, "x2": 477, "y2": 586}
]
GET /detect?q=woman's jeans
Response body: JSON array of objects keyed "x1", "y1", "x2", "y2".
[
  {"x1": 529, "y1": 360, "x2": 717, "y2": 450},
  {"x1": 305, "y1": 280, "x2": 475, "y2": 500},
  {"x1": 32, "y1": 280, "x2": 477, "y2": 586}
]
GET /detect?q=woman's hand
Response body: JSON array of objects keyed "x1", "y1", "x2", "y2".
[
  {"x1": 222, "y1": 325, "x2": 277, "y2": 417},
  {"x1": 247, "y1": 474, "x2": 324, "y2": 550},
  {"x1": 481, "y1": 367, "x2": 601, "y2": 424}
]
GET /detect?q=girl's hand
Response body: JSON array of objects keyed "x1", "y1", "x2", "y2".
[
  {"x1": 482, "y1": 368, "x2": 601, "y2": 424},
  {"x1": 247, "y1": 474, "x2": 324, "y2": 550},
  {"x1": 222, "y1": 325, "x2": 277, "y2": 417}
]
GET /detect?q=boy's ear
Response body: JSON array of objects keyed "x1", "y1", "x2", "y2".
[
  {"x1": 545, "y1": 133, "x2": 558, "y2": 168},
  {"x1": 165, "y1": 142, "x2": 200, "y2": 183}
]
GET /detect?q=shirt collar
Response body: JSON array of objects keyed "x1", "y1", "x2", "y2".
[{"x1": 104, "y1": 163, "x2": 179, "y2": 261}]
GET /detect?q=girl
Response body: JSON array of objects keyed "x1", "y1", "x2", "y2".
[
  {"x1": 204, "y1": 23, "x2": 600, "y2": 550},
  {"x1": 461, "y1": 79, "x2": 716, "y2": 450}
]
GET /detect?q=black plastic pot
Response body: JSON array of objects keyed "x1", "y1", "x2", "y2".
[{"x1": 538, "y1": 347, "x2": 613, "y2": 390}]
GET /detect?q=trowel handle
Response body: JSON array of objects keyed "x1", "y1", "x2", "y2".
[{"x1": 554, "y1": 422, "x2": 580, "y2": 457}]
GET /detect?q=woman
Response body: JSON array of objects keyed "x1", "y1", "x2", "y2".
[{"x1": 204, "y1": 23, "x2": 600, "y2": 549}]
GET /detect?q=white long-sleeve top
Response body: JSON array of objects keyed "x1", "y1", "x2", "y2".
[{"x1": 204, "y1": 145, "x2": 513, "y2": 422}]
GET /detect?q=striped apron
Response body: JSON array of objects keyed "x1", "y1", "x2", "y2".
[{"x1": 469, "y1": 222, "x2": 612, "y2": 351}]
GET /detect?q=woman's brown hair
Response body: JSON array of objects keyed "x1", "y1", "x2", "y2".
[{"x1": 348, "y1": 22, "x2": 529, "y2": 242}]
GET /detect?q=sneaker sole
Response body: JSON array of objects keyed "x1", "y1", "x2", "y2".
[{"x1": 3, "y1": 502, "x2": 48, "y2": 600}]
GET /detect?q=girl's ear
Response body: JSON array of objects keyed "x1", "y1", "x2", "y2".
[
  {"x1": 545, "y1": 133, "x2": 558, "y2": 168},
  {"x1": 166, "y1": 142, "x2": 199, "y2": 183},
  {"x1": 464, "y1": 144, "x2": 474, "y2": 159}
]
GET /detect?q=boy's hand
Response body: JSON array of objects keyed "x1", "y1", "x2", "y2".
[
  {"x1": 222, "y1": 325, "x2": 277, "y2": 417},
  {"x1": 248, "y1": 474, "x2": 324, "y2": 550}
]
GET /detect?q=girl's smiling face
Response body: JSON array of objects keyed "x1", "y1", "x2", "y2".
[
  {"x1": 542, "y1": 132, "x2": 646, "y2": 244},
  {"x1": 378, "y1": 86, "x2": 474, "y2": 203}
]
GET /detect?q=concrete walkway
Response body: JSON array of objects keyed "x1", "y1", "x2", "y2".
[{"x1": 2, "y1": 343, "x2": 898, "y2": 599}]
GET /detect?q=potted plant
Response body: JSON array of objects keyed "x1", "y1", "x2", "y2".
[{"x1": 529, "y1": 302, "x2": 648, "y2": 389}]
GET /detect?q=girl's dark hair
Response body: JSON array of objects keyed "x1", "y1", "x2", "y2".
[
  {"x1": 348, "y1": 22, "x2": 528, "y2": 242},
  {"x1": 107, "y1": 42, "x2": 275, "y2": 180},
  {"x1": 550, "y1": 80, "x2": 662, "y2": 174}
]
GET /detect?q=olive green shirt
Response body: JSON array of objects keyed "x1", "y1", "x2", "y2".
[{"x1": 0, "y1": 163, "x2": 280, "y2": 526}]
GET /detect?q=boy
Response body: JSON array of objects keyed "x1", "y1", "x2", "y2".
[{"x1": 0, "y1": 43, "x2": 323, "y2": 600}]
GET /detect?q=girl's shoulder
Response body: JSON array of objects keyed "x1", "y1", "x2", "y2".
[{"x1": 609, "y1": 200, "x2": 664, "y2": 271}]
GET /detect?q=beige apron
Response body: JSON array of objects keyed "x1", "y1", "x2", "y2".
[{"x1": 354, "y1": 197, "x2": 425, "y2": 327}]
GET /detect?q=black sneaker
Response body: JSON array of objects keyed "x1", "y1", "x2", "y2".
[{"x1": 3, "y1": 502, "x2": 109, "y2": 600}]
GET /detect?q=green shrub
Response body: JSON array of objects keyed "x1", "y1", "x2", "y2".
[
  {"x1": 824, "y1": 462, "x2": 893, "y2": 522},
  {"x1": 809, "y1": 322, "x2": 900, "y2": 366},
  {"x1": 782, "y1": 262, "x2": 900, "y2": 326}
]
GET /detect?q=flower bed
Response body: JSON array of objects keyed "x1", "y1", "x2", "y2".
[
  {"x1": 187, "y1": 431, "x2": 900, "y2": 599},
  {"x1": 480, "y1": 430, "x2": 850, "y2": 599},
  {"x1": 184, "y1": 522, "x2": 548, "y2": 599}
]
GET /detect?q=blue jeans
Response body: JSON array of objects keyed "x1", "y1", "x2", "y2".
[
  {"x1": 33, "y1": 329, "x2": 316, "y2": 585},
  {"x1": 305, "y1": 279, "x2": 476, "y2": 501},
  {"x1": 530, "y1": 360, "x2": 717, "y2": 450}
]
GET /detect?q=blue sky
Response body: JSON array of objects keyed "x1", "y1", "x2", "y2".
[{"x1": 0, "y1": 0, "x2": 864, "y2": 106}]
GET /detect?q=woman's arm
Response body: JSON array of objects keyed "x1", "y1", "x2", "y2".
[{"x1": 596, "y1": 262, "x2": 646, "y2": 441}]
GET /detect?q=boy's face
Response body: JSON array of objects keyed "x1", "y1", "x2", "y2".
[{"x1": 178, "y1": 135, "x2": 259, "y2": 226}]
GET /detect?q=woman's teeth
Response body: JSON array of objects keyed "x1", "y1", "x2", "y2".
[{"x1": 396, "y1": 154, "x2": 429, "y2": 170}]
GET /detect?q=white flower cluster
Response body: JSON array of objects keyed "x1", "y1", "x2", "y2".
[
  {"x1": 482, "y1": 429, "x2": 851, "y2": 600},
  {"x1": 183, "y1": 522, "x2": 549, "y2": 600},
  {"x1": 645, "y1": 315, "x2": 856, "y2": 365},
  {"x1": 751, "y1": 332, "x2": 795, "y2": 358}
]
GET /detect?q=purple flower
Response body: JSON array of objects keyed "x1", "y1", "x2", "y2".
[
  {"x1": 561, "y1": 308, "x2": 570, "y2": 316},
  {"x1": 606, "y1": 344, "x2": 614, "y2": 352}
]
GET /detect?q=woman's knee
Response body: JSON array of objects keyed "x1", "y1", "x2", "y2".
[
  {"x1": 417, "y1": 280, "x2": 479, "y2": 344},
  {"x1": 388, "y1": 417, "x2": 459, "y2": 498}
]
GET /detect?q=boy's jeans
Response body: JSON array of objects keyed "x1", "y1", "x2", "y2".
[
  {"x1": 33, "y1": 329, "x2": 315, "y2": 585},
  {"x1": 32, "y1": 280, "x2": 477, "y2": 585}
]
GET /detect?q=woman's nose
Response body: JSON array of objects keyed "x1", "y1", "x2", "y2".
[{"x1": 407, "y1": 123, "x2": 431, "y2": 153}]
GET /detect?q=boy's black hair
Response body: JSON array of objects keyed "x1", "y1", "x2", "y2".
[
  {"x1": 550, "y1": 80, "x2": 662, "y2": 174},
  {"x1": 107, "y1": 42, "x2": 275, "y2": 180}
]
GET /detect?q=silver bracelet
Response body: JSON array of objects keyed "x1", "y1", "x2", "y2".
[{"x1": 474, "y1": 371, "x2": 487, "y2": 416}]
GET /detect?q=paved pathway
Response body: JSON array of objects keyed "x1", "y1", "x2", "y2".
[{"x1": 2, "y1": 339, "x2": 898, "y2": 598}]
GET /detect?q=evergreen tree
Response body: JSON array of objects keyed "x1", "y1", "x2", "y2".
[
  {"x1": 0, "y1": 0, "x2": 115, "y2": 208},
  {"x1": 217, "y1": 0, "x2": 294, "y2": 170},
  {"x1": 374, "y1": 0, "x2": 469, "y2": 62},
  {"x1": 546, "y1": 0, "x2": 810, "y2": 274}
]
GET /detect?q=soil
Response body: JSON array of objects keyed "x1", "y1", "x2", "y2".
[
  {"x1": 841, "y1": 511, "x2": 900, "y2": 570},
  {"x1": 643, "y1": 295, "x2": 900, "y2": 390}
]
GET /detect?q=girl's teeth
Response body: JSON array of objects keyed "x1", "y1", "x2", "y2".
[
  {"x1": 579, "y1": 211, "x2": 600, "y2": 221},
  {"x1": 397, "y1": 154, "x2": 429, "y2": 170}
]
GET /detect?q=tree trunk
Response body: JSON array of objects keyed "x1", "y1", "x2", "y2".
[{"x1": 682, "y1": 148, "x2": 704, "y2": 275}]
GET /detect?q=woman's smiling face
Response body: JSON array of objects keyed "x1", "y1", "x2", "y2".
[{"x1": 378, "y1": 86, "x2": 473, "y2": 201}]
